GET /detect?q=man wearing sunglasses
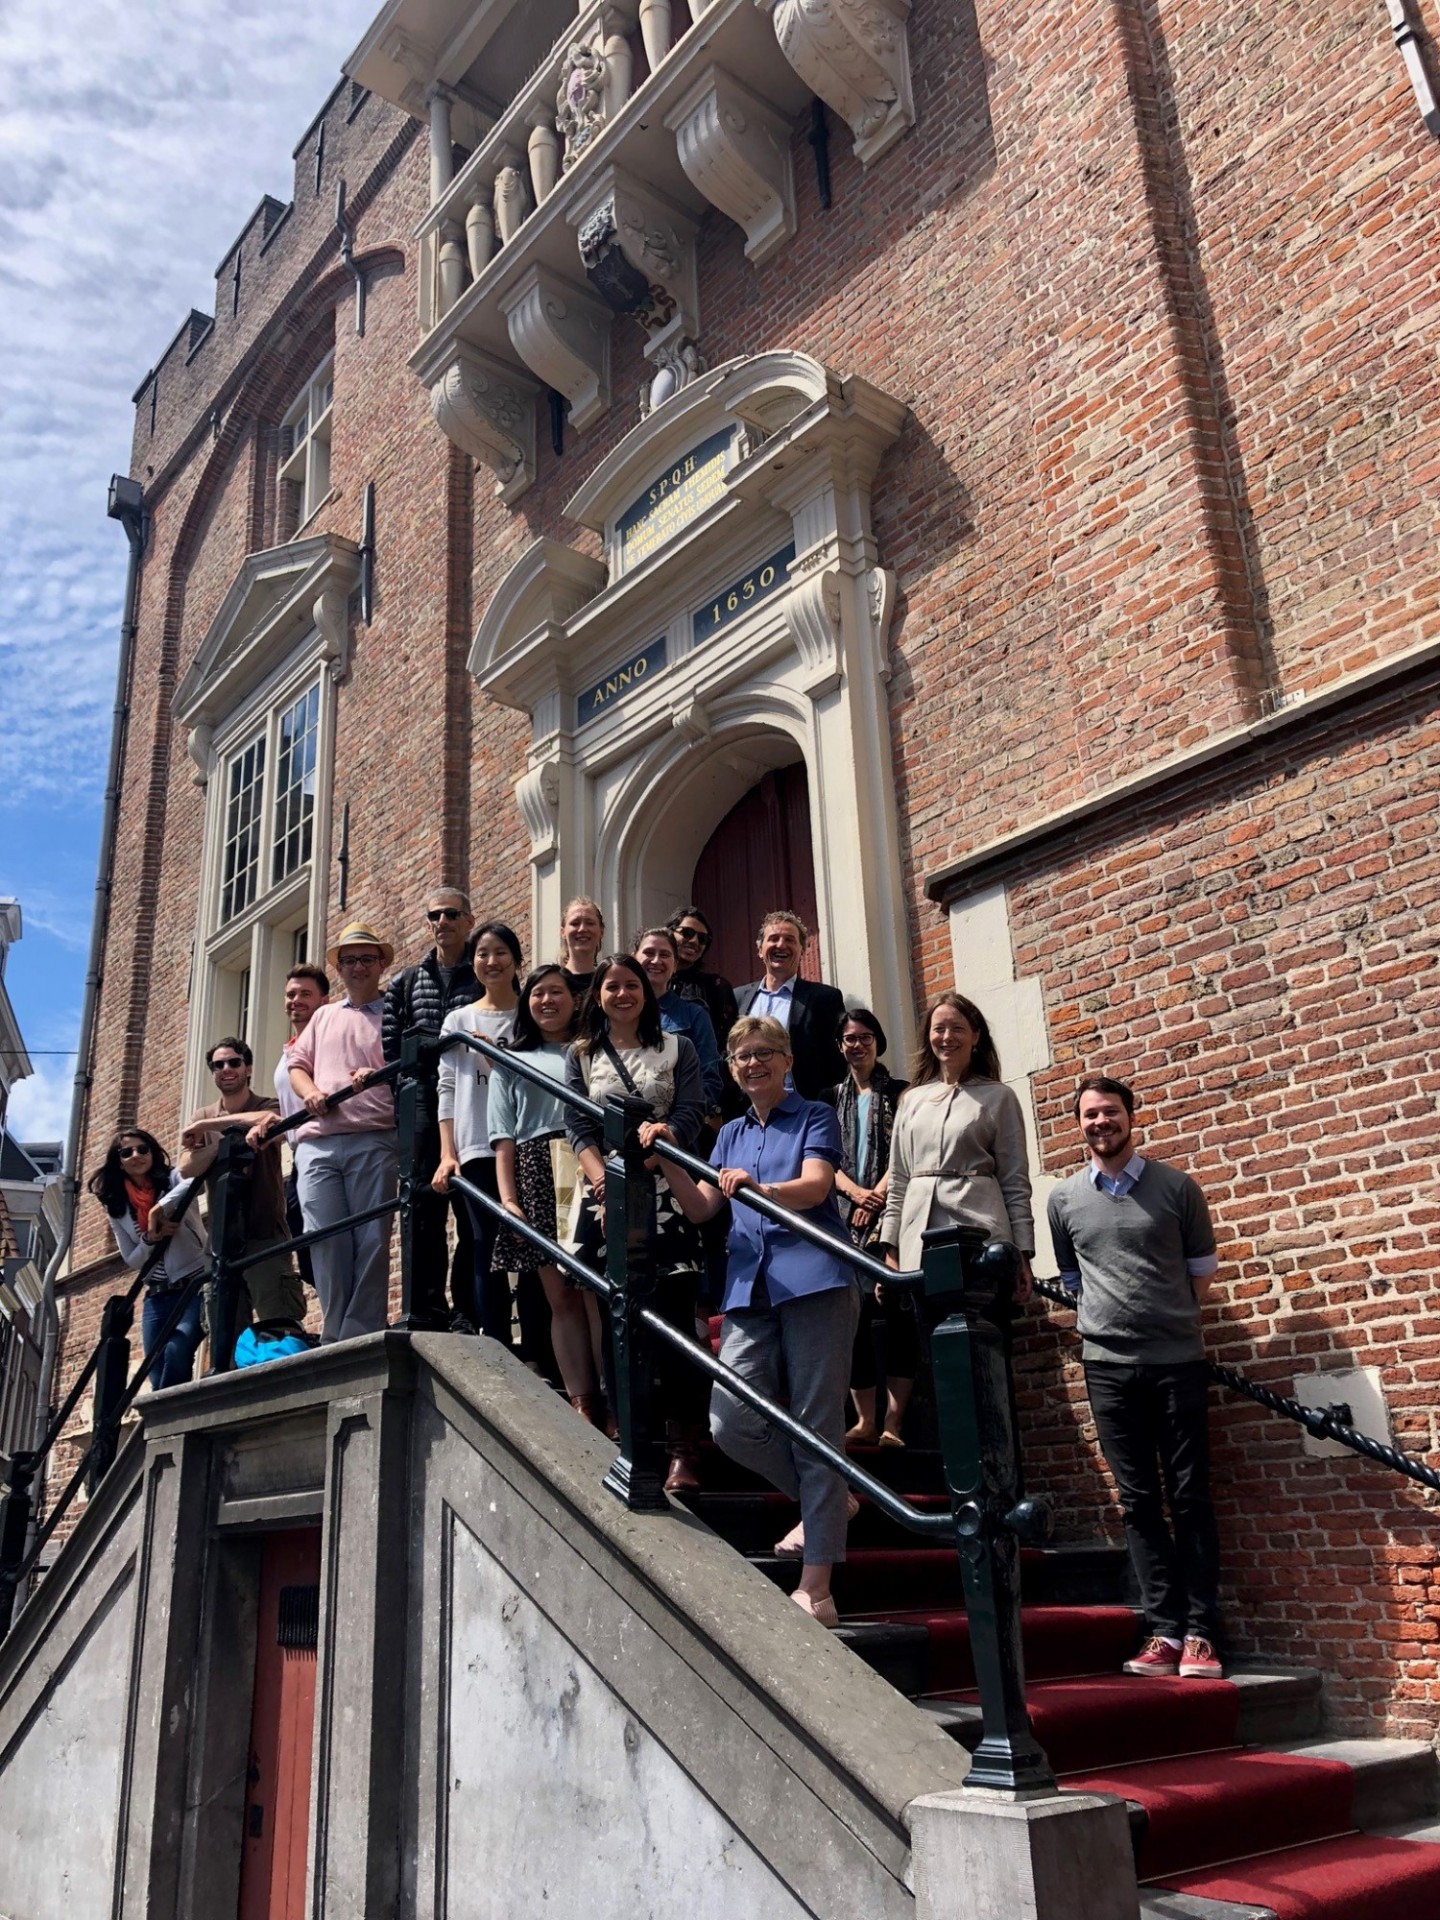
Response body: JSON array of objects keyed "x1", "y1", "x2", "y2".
[
  {"x1": 179, "y1": 1035, "x2": 306, "y2": 1334},
  {"x1": 379, "y1": 887, "x2": 481, "y2": 1330}
]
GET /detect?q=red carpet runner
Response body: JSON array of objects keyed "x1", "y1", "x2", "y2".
[{"x1": 684, "y1": 1442, "x2": 1440, "y2": 1919}]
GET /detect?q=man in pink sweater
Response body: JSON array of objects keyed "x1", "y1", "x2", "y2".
[{"x1": 284, "y1": 922, "x2": 398, "y2": 1341}]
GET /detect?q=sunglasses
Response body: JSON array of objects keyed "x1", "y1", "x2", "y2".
[
  {"x1": 427, "y1": 907, "x2": 465, "y2": 923},
  {"x1": 674, "y1": 925, "x2": 709, "y2": 946},
  {"x1": 118, "y1": 1144, "x2": 151, "y2": 1159},
  {"x1": 210, "y1": 1056, "x2": 245, "y2": 1071}
]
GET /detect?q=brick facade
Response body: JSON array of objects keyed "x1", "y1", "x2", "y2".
[{"x1": 57, "y1": 0, "x2": 1440, "y2": 1736}]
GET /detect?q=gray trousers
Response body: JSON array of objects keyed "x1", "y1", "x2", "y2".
[
  {"x1": 295, "y1": 1130, "x2": 398, "y2": 1343},
  {"x1": 711, "y1": 1280, "x2": 860, "y2": 1567}
]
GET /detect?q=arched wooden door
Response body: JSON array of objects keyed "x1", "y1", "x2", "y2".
[{"x1": 690, "y1": 763, "x2": 820, "y2": 989}]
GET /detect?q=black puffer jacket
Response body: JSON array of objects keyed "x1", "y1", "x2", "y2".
[{"x1": 381, "y1": 949, "x2": 481, "y2": 1117}]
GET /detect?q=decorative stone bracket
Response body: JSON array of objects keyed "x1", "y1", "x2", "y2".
[
  {"x1": 500, "y1": 263, "x2": 612, "y2": 432},
  {"x1": 666, "y1": 66, "x2": 797, "y2": 266},
  {"x1": 759, "y1": 0, "x2": 916, "y2": 167},
  {"x1": 428, "y1": 343, "x2": 540, "y2": 504},
  {"x1": 516, "y1": 757, "x2": 563, "y2": 865},
  {"x1": 572, "y1": 165, "x2": 700, "y2": 356}
]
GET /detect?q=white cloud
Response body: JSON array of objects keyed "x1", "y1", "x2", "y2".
[
  {"x1": 6, "y1": 1056, "x2": 76, "y2": 1144},
  {"x1": 0, "y1": 0, "x2": 376, "y2": 809}
]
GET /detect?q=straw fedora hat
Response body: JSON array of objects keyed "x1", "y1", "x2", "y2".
[{"x1": 326, "y1": 920, "x2": 395, "y2": 969}]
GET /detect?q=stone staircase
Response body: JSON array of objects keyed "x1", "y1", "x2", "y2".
[{"x1": 680, "y1": 1439, "x2": 1440, "y2": 1920}]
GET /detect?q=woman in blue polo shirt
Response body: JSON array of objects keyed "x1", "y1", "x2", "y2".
[{"x1": 656, "y1": 1014, "x2": 859, "y2": 1628}]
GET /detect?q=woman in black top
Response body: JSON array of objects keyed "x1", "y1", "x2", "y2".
[
  {"x1": 824, "y1": 1009, "x2": 916, "y2": 1447},
  {"x1": 558, "y1": 895, "x2": 605, "y2": 999}
]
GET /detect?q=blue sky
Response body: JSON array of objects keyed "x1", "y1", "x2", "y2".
[{"x1": 0, "y1": 0, "x2": 375, "y2": 1139}]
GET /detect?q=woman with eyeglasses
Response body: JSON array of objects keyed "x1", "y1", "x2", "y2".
[
  {"x1": 87, "y1": 1129, "x2": 208, "y2": 1389},
  {"x1": 486, "y1": 966, "x2": 607, "y2": 1422},
  {"x1": 823, "y1": 1009, "x2": 916, "y2": 1447},
  {"x1": 657, "y1": 1015, "x2": 859, "y2": 1628},
  {"x1": 665, "y1": 904, "x2": 738, "y2": 1055},
  {"x1": 434, "y1": 922, "x2": 523, "y2": 1341},
  {"x1": 558, "y1": 896, "x2": 605, "y2": 1000},
  {"x1": 564, "y1": 954, "x2": 708, "y2": 1489}
]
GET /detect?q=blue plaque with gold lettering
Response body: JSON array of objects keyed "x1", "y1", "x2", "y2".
[
  {"x1": 577, "y1": 637, "x2": 667, "y2": 728},
  {"x1": 615, "y1": 429, "x2": 733, "y2": 571},
  {"x1": 692, "y1": 544, "x2": 796, "y2": 646}
]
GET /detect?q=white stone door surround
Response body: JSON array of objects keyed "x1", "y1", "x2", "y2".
[{"x1": 469, "y1": 350, "x2": 916, "y2": 1053}]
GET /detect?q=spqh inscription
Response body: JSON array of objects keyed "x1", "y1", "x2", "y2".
[{"x1": 615, "y1": 429, "x2": 733, "y2": 571}]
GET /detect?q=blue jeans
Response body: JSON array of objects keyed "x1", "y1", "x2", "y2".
[{"x1": 142, "y1": 1284, "x2": 205, "y2": 1391}]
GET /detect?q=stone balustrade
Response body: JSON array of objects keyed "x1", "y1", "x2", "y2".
[{"x1": 409, "y1": 0, "x2": 915, "y2": 501}]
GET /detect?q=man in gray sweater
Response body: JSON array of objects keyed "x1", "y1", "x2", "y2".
[{"x1": 1047, "y1": 1075, "x2": 1223, "y2": 1681}]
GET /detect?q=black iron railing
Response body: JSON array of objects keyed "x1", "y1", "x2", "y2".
[
  {"x1": 1030, "y1": 1276, "x2": 1440, "y2": 1495},
  {"x1": 0, "y1": 1029, "x2": 1047, "y2": 1794}
]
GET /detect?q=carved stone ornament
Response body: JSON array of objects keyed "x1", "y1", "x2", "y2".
[
  {"x1": 760, "y1": 0, "x2": 915, "y2": 166},
  {"x1": 500, "y1": 264, "x2": 612, "y2": 432},
  {"x1": 785, "y1": 561, "x2": 844, "y2": 697},
  {"x1": 666, "y1": 67, "x2": 797, "y2": 266},
  {"x1": 557, "y1": 41, "x2": 609, "y2": 170},
  {"x1": 516, "y1": 758, "x2": 562, "y2": 864},
  {"x1": 429, "y1": 344, "x2": 539, "y2": 504},
  {"x1": 867, "y1": 564, "x2": 897, "y2": 681},
  {"x1": 187, "y1": 722, "x2": 214, "y2": 788},
  {"x1": 640, "y1": 338, "x2": 706, "y2": 417},
  {"x1": 313, "y1": 586, "x2": 351, "y2": 680},
  {"x1": 670, "y1": 693, "x2": 712, "y2": 743},
  {"x1": 573, "y1": 171, "x2": 700, "y2": 353}
]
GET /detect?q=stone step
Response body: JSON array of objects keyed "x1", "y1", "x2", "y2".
[
  {"x1": 1275, "y1": 1736, "x2": 1440, "y2": 1830},
  {"x1": 917, "y1": 1668, "x2": 1325, "y2": 1754}
]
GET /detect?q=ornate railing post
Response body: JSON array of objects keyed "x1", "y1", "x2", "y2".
[
  {"x1": 0, "y1": 1450, "x2": 36, "y2": 1638},
  {"x1": 395, "y1": 1027, "x2": 427, "y2": 1327},
  {"x1": 87, "y1": 1292, "x2": 136, "y2": 1489},
  {"x1": 600, "y1": 1091, "x2": 667, "y2": 1511},
  {"x1": 921, "y1": 1222, "x2": 1056, "y2": 1794},
  {"x1": 205, "y1": 1130, "x2": 247, "y2": 1374}
]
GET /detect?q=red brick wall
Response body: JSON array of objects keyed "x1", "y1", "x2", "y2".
[
  {"x1": 56, "y1": 0, "x2": 1440, "y2": 1732},
  {"x1": 1005, "y1": 666, "x2": 1440, "y2": 1739}
]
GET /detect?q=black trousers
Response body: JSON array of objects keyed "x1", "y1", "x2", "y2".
[
  {"x1": 284, "y1": 1168, "x2": 313, "y2": 1292},
  {"x1": 458, "y1": 1156, "x2": 512, "y2": 1345},
  {"x1": 1084, "y1": 1358, "x2": 1221, "y2": 1643},
  {"x1": 408, "y1": 1127, "x2": 475, "y2": 1329}
]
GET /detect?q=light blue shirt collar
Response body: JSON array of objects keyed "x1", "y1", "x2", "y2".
[{"x1": 1088, "y1": 1151, "x2": 1146, "y2": 1197}]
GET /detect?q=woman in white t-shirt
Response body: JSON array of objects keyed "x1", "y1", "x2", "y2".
[{"x1": 435, "y1": 922, "x2": 521, "y2": 1340}]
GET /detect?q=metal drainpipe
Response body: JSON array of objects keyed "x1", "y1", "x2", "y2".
[{"x1": 28, "y1": 475, "x2": 147, "y2": 1462}]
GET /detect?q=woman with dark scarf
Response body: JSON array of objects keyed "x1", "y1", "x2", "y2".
[
  {"x1": 87, "y1": 1128, "x2": 208, "y2": 1390},
  {"x1": 823, "y1": 1009, "x2": 916, "y2": 1447}
]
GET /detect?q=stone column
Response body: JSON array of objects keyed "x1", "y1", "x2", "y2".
[
  {"x1": 428, "y1": 86, "x2": 456, "y2": 202},
  {"x1": 908, "y1": 1787, "x2": 1140, "y2": 1920}
]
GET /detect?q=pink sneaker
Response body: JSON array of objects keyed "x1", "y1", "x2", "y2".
[
  {"x1": 1179, "y1": 1635, "x2": 1223, "y2": 1679},
  {"x1": 1123, "y1": 1635, "x2": 1181, "y2": 1677}
]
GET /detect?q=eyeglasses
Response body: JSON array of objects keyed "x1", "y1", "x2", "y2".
[
  {"x1": 427, "y1": 908, "x2": 465, "y2": 923},
  {"x1": 117, "y1": 1144, "x2": 150, "y2": 1159},
  {"x1": 841, "y1": 1031, "x2": 876, "y2": 1046},
  {"x1": 338, "y1": 951, "x2": 380, "y2": 965},
  {"x1": 728, "y1": 1047, "x2": 784, "y2": 1066},
  {"x1": 209, "y1": 1056, "x2": 245, "y2": 1071}
]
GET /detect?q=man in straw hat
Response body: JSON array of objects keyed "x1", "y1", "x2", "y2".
[{"x1": 284, "y1": 920, "x2": 398, "y2": 1341}]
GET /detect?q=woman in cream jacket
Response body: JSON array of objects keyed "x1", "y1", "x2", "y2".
[{"x1": 877, "y1": 992, "x2": 1035, "y2": 1296}]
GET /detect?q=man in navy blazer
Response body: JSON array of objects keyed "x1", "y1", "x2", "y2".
[{"x1": 735, "y1": 910, "x2": 847, "y2": 1100}]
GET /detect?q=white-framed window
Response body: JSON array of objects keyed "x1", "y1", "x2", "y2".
[
  {"x1": 279, "y1": 354, "x2": 334, "y2": 526},
  {"x1": 189, "y1": 659, "x2": 333, "y2": 1109}
]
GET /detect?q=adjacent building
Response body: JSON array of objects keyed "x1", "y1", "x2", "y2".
[{"x1": 58, "y1": 0, "x2": 1440, "y2": 1742}]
